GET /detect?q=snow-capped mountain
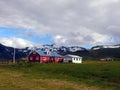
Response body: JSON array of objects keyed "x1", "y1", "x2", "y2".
[
  {"x1": 0, "y1": 43, "x2": 87, "y2": 60},
  {"x1": 30, "y1": 44, "x2": 86, "y2": 52},
  {"x1": 92, "y1": 44, "x2": 120, "y2": 50},
  {"x1": 1, "y1": 43, "x2": 120, "y2": 60},
  {"x1": 59, "y1": 46, "x2": 86, "y2": 52}
]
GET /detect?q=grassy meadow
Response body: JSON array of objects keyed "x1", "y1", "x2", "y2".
[{"x1": 0, "y1": 61, "x2": 120, "y2": 90}]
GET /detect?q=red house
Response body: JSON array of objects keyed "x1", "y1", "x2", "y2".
[
  {"x1": 49, "y1": 52, "x2": 63, "y2": 63},
  {"x1": 28, "y1": 50, "x2": 63, "y2": 63}
]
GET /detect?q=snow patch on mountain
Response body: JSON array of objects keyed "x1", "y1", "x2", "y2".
[
  {"x1": 92, "y1": 45, "x2": 120, "y2": 50},
  {"x1": 28, "y1": 44, "x2": 86, "y2": 52}
]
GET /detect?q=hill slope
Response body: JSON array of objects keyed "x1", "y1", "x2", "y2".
[
  {"x1": 0, "y1": 43, "x2": 120, "y2": 60},
  {"x1": 0, "y1": 44, "x2": 29, "y2": 60}
]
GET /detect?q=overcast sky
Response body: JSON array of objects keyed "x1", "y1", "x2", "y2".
[{"x1": 0, "y1": 0, "x2": 120, "y2": 48}]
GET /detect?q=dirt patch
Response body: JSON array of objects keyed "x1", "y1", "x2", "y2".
[
  {"x1": 33, "y1": 79, "x2": 109, "y2": 90},
  {"x1": 108, "y1": 78, "x2": 120, "y2": 83}
]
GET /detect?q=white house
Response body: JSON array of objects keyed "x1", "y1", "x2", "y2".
[{"x1": 63, "y1": 54, "x2": 82, "y2": 63}]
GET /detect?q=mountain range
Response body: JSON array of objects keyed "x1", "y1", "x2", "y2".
[{"x1": 0, "y1": 43, "x2": 120, "y2": 60}]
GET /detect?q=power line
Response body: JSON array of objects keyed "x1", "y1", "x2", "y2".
[{"x1": 13, "y1": 47, "x2": 15, "y2": 63}]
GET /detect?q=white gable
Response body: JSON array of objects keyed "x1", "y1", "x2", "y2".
[
  {"x1": 64, "y1": 54, "x2": 82, "y2": 63},
  {"x1": 64, "y1": 54, "x2": 82, "y2": 58}
]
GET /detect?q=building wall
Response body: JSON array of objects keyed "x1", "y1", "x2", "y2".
[
  {"x1": 63, "y1": 57, "x2": 72, "y2": 63},
  {"x1": 63, "y1": 56, "x2": 82, "y2": 63},
  {"x1": 72, "y1": 58, "x2": 82, "y2": 63},
  {"x1": 49, "y1": 56, "x2": 55, "y2": 62},
  {"x1": 54, "y1": 57, "x2": 60, "y2": 63},
  {"x1": 29, "y1": 53, "x2": 40, "y2": 62},
  {"x1": 28, "y1": 51, "x2": 63, "y2": 63},
  {"x1": 49, "y1": 56, "x2": 63, "y2": 63},
  {"x1": 40, "y1": 56, "x2": 50, "y2": 63}
]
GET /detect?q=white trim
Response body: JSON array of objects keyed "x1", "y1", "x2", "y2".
[{"x1": 64, "y1": 54, "x2": 82, "y2": 63}]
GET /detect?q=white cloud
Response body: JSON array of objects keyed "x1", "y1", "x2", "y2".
[
  {"x1": 0, "y1": 37, "x2": 34, "y2": 48},
  {"x1": 54, "y1": 35, "x2": 67, "y2": 45},
  {"x1": 90, "y1": 0, "x2": 119, "y2": 7},
  {"x1": 0, "y1": 0, "x2": 120, "y2": 47},
  {"x1": 92, "y1": 33, "x2": 110, "y2": 45}
]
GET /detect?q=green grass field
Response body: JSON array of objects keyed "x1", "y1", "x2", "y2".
[{"x1": 0, "y1": 61, "x2": 120, "y2": 90}]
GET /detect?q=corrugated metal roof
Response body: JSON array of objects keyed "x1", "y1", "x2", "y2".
[
  {"x1": 64, "y1": 54, "x2": 82, "y2": 58},
  {"x1": 49, "y1": 52, "x2": 62, "y2": 57},
  {"x1": 36, "y1": 50, "x2": 46, "y2": 56},
  {"x1": 33, "y1": 50, "x2": 62, "y2": 57}
]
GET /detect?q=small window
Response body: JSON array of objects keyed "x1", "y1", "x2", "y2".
[
  {"x1": 30, "y1": 57, "x2": 33, "y2": 60},
  {"x1": 76, "y1": 58, "x2": 78, "y2": 61},
  {"x1": 73, "y1": 58, "x2": 75, "y2": 60},
  {"x1": 33, "y1": 52, "x2": 36, "y2": 54},
  {"x1": 36, "y1": 56, "x2": 39, "y2": 60},
  {"x1": 43, "y1": 57, "x2": 46, "y2": 61}
]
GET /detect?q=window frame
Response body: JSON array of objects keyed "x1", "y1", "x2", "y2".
[
  {"x1": 30, "y1": 57, "x2": 33, "y2": 60},
  {"x1": 36, "y1": 56, "x2": 39, "y2": 60}
]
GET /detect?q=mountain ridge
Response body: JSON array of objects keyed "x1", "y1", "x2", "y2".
[{"x1": 0, "y1": 43, "x2": 120, "y2": 60}]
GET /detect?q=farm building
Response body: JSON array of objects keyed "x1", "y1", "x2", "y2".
[
  {"x1": 48, "y1": 52, "x2": 63, "y2": 63},
  {"x1": 28, "y1": 50, "x2": 63, "y2": 63},
  {"x1": 100, "y1": 58, "x2": 113, "y2": 61},
  {"x1": 63, "y1": 54, "x2": 82, "y2": 63}
]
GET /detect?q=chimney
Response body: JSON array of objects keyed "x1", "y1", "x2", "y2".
[{"x1": 46, "y1": 50, "x2": 50, "y2": 55}]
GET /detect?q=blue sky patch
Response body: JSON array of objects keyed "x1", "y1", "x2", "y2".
[{"x1": 0, "y1": 27, "x2": 54, "y2": 45}]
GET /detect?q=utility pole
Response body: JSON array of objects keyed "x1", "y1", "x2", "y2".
[{"x1": 13, "y1": 47, "x2": 15, "y2": 63}]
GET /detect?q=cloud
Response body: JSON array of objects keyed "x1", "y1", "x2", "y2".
[
  {"x1": 53, "y1": 28, "x2": 114, "y2": 46},
  {"x1": 90, "y1": 0, "x2": 119, "y2": 7},
  {"x1": 0, "y1": 0, "x2": 120, "y2": 47},
  {"x1": 0, "y1": 37, "x2": 34, "y2": 48}
]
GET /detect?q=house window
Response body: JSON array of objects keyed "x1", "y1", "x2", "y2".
[
  {"x1": 50, "y1": 57, "x2": 54, "y2": 61},
  {"x1": 36, "y1": 56, "x2": 39, "y2": 60},
  {"x1": 33, "y1": 52, "x2": 36, "y2": 54},
  {"x1": 73, "y1": 58, "x2": 75, "y2": 61},
  {"x1": 43, "y1": 57, "x2": 46, "y2": 61},
  {"x1": 76, "y1": 58, "x2": 78, "y2": 61},
  {"x1": 30, "y1": 57, "x2": 33, "y2": 60}
]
